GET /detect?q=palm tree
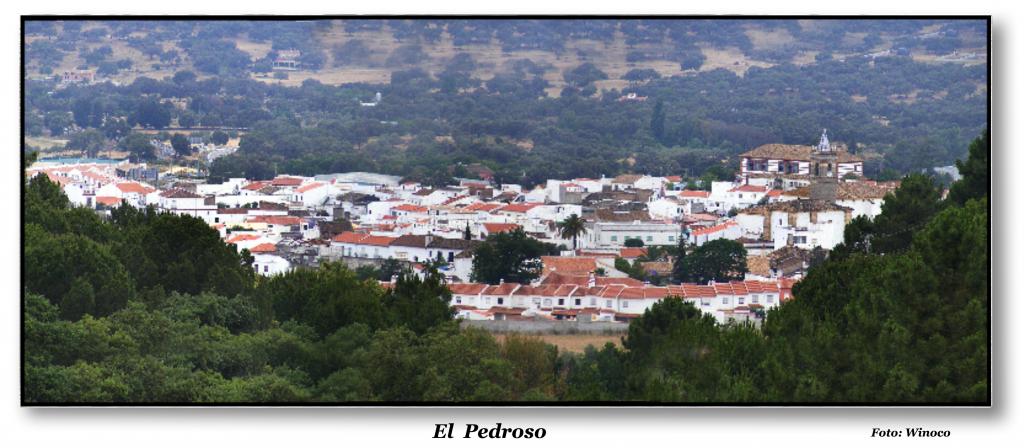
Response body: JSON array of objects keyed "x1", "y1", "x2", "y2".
[{"x1": 557, "y1": 214, "x2": 587, "y2": 251}]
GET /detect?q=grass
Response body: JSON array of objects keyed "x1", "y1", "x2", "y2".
[{"x1": 493, "y1": 332, "x2": 623, "y2": 354}]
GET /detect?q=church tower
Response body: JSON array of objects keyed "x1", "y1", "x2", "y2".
[{"x1": 809, "y1": 129, "x2": 838, "y2": 202}]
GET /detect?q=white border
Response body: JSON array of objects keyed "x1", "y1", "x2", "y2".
[{"x1": 2, "y1": 2, "x2": 1017, "y2": 445}]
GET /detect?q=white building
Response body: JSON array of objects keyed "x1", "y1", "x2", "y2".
[
  {"x1": 252, "y1": 254, "x2": 292, "y2": 277},
  {"x1": 736, "y1": 200, "x2": 852, "y2": 250}
]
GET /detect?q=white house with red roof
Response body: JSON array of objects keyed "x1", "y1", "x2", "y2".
[
  {"x1": 442, "y1": 276, "x2": 792, "y2": 324},
  {"x1": 687, "y1": 220, "x2": 741, "y2": 246},
  {"x1": 252, "y1": 253, "x2": 291, "y2": 277},
  {"x1": 158, "y1": 189, "x2": 216, "y2": 219},
  {"x1": 708, "y1": 182, "x2": 770, "y2": 212},
  {"x1": 95, "y1": 181, "x2": 157, "y2": 208},
  {"x1": 291, "y1": 181, "x2": 330, "y2": 207},
  {"x1": 648, "y1": 196, "x2": 687, "y2": 220}
]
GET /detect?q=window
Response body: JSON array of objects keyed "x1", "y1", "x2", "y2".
[
  {"x1": 590, "y1": 298, "x2": 596, "y2": 306},
  {"x1": 214, "y1": 217, "x2": 219, "y2": 223},
  {"x1": 701, "y1": 299, "x2": 710, "y2": 306},
  {"x1": 752, "y1": 295, "x2": 759, "y2": 304},
  {"x1": 623, "y1": 301, "x2": 629, "y2": 308},
  {"x1": 668, "y1": 235, "x2": 675, "y2": 242},
  {"x1": 646, "y1": 236, "x2": 653, "y2": 242},
  {"x1": 611, "y1": 236, "x2": 618, "y2": 242},
  {"x1": 793, "y1": 236, "x2": 807, "y2": 244},
  {"x1": 606, "y1": 300, "x2": 612, "y2": 308},
  {"x1": 263, "y1": 265, "x2": 268, "y2": 273},
  {"x1": 543, "y1": 299, "x2": 552, "y2": 307},
  {"x1": 767, "y1": 295, "x2": 775, "y2": 304},
  {"x1": 455, "y1": 297, "x2": 462, "y2": 304},
  {"x1": 533, "y1": 298, "x2": 541, "y2": 306},
  {"x1": 574, "y1": 298, "x2": 581, "y2": 306},
  {"x1": 778, "y1": 161, "x2": 785, "y2": 172},
  {"x1": 722, "y1": 297, "x2": 730, "y2": 305},
  {"x1": 738, "y1": 297, "x2": 745, "y2": 305},
  {"x1": 497, "y1": 298, "x2": 504, "y2": 305},
  {"x1": 484, "y1": 297, "x2": 491, "y2": 305},
  {"x1": 558, "y1": 298, "x2": 565, "y2": 306}
]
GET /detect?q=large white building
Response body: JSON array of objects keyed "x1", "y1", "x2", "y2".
[
  {"x1": 739, "y1": 132, "x2": 864, "y2": 190},
  {"x1": 440, "y1": 274, "x2": 794, "y2": 324},
  {"x1": 736, "y1": 200, "x2": 852, "y2": 250}
]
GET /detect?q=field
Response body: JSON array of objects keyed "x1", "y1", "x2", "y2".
[
  {"x1": 30, "y1": 20, "x2": 987, "y2": 98},
  {"x1": 493, "y1": 333, "x2": 623, "y2": 353}
]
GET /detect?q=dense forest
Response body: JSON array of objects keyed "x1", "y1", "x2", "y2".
[
  {"x1": 24, "y1": 19, "x2": 987, "y2": 187},
  {"x1": 23, "y1": 131, "x2": 989, "y2": 403}
]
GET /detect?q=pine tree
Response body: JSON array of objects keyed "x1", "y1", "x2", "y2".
[
  {"x1": 671, "y1": 235, "x2": 688, "y2": 283},
  {"x1": 650, "y1": 99, "x2": 666, "y2": 144}
]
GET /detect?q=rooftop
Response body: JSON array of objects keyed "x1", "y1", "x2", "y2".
[{"x1": 741, "y1": 144, "x2": 863, "y2": 163}]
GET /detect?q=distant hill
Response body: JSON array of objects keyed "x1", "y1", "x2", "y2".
[{"x1": 25, "y1": 19, "x2": 987, "y2": 98}]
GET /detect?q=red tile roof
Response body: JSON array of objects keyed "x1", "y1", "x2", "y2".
[
  {"x1": 249, "y1": 243, "x2": 277, "y2": 253},
  {"x1": 117, "y1": 182, "x2": 154, "y2": 194},
  {"x1": 619, "y1": 247, "x2": 648, "y2": 259},
  {"x1": 483, "y1": 223, "x2": 520, "y2": 234},
  {"x1": 247, "y1": 215, "x2": 303, "y2": 226},
  {"x1": 541, "y1": 256, "x2": 597, "y2": 276},
  {"x1": 729, "y1": 184, "x2": 769, "y2": 193},
  {"x1": 243, "y1": 181, "x2": 271, "y2": 191},
  {"x1": 393, "y1": 204, "x2": 428, "y2": 213},
  {"x1": 333, "y1": 231, "x2": 369, "y2": 244},
  {"x1": 599, "y1": 285, "x2": 626, "y2": 298},
  {"x1": 679, "y1": 190, "x2": 710, "y2": 198},
  {"x1": 690, "y1": 220, "x2": 737, "y2": 237},
  {"x1": 361, "y1": 235, "x2": 397, "y2": 247},
  {"x1": 465, "y1": 202, "x2": 503, "y2": 212},
  {"x1": 496, "y1": 203, "x2": 541, "y2": 214},
  {"x1": 272, "y1": 176, "x2": 304, "y2": 186},
  {"x1": 295, "y1": 182, "x2": 326, "y2": 193},
  {"x1": 449, "y1": 283, "x2": 488, "y2": 295},
  {"x1": 482, "y1": 283, "x2": 521, "y2": 296},
  {"x1": 226, "y1": 234, "x2": 260, "y2": 244},
  {"x1": 538, "y1": 272, "x2": 644, "y2": 287},
  {"x1": 95, "y1": 196, "x2": 122, "y2": 207}
]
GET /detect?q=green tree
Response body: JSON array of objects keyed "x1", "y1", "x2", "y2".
[
  {"x1": 869, "y1": 173, "x2": 944, "y2": 254},
  {"x1": 677, "y1": 239, "x2": 747, "y2": 284},
  {"x1": 118, "y1": 133, "x2": 156, "y2": 162},
  {"x1": 650, "y1": 99, "x2": 666, "y2": 144},
  {"x1": 383, "y1": 271, "x2": 454, "y2": 334},
  {"x1": 170, "y1": 133, "x2": 192, "y2": 157},
  {"x1": 623, "y1": 237, "x2": 645, "y2": 248},
  {"x1": 133, "y1": 98, "x2": 172, "y2": 129},
  {"x1": 947, "y1": 129, "x2": 989, "y2": 206},
  {"x1": 556, "y1": 213, "x2": 587, "y2": 251},
  {"x1": 210, "y1": 130, "x2": 230, "y2": 146},
  {"x1": 470, "y1": 228, "x2": 555, "y2": 284},
  {"x1": 260, "y1": 262, "x2": 389, "y2": 337},
  {"x1": 101, "y1": 117, "x2": 132, "y2": 140},
  {"x1": 671, "y1": 236, "x2": 688, "y2": 283}
]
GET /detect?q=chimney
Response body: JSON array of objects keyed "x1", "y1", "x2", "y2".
[
  {"x1": 499, "y1": 278, "x2": 505, "y2": 285},
  {"x1": 588, "y1": 272, "x2": 596, "y2": 288}
]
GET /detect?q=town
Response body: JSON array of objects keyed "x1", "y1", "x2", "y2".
[{"x1": 27, "y1": 129, "x2": 903, "y2": 326}]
